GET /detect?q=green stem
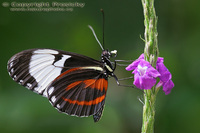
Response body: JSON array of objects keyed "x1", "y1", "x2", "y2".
[
  {"x1": 142, "y1": 89, "x2": 156, "y2": 133},
  {"x1": 141, "y1": 0, "x2": 159, "y2": 133}
]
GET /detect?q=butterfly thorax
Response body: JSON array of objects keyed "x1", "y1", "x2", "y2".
[{"x1": 101, "y1": 50, "x2": 115, "y2": 77}]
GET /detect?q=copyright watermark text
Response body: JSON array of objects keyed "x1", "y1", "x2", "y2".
[{"x1": 2, "y1": 1, "x2": 85, "y2": 12}]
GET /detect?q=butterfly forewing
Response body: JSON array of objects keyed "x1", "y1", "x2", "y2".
[{"x1": 8, "y1": 49, "x2": 64, "y2": 96}]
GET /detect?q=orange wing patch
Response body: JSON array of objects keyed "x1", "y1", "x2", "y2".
[
  {"x1": 66, "y1": 81, "x2": 82, "y2": 90},
  {"x1": 62, "y1": 94, "x2": 105, "y2": 106},
  {"x1": 83, "y1": 78, "x2": 108, "y2": 91},
  {"x1": 65, "y1": 78, "x2": 108, "y2": 92},
  {"x1": 62, "y1": 78, "x2": 108, "y2": 106},
  {"x1": 95, "y1": 78, "x2": 108, "y2": 92},
  {"x1": 83, "y1": 79, "x2": 96, "y2": 89}
]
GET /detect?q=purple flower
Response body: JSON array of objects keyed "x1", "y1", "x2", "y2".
[
  {"x1": 156, "y1": 57, "x2": 174, "y2": 95},
  {"x1": 126, "y1": 54, "x2": 174, "y2": 95},
  {"x1": 126, "y1": 59, "x2": 160, "y2": 90}
]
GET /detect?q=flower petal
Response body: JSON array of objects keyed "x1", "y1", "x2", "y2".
[
  {"x1": 138, "y1": 53, "x2": 144, "y2": 60},
  {"x1": 163, "y1": 80, "x2": 174, "y2": 95},
  {"x1": 142, "y1": 76, "x2": 157, "y2": 90},
  {"x1": 156, "y1": 60, "x2": 168, "y2": 75},
  {"x1": 126, "y1": 59, "x2": 141, "y2": 71},
  {"x1": 156, "y1": 57, "x2": 174, "y2": 94},
  {"x1": 159, "y1": 71, "x2": 171, "y2": 82},
  {"x1": 133, "y1": 71, "x2": 157, "y2": 90},
  {"x1": 157, "y1": 57, "x2": 164, "y2": 63},
  {"x1": 125, "y1": 54, "x2": 145, "y2": 71},
  {"x1": 133, "y1": 73, "x2": 142, "y2": 88},
  {"x1": 147, "y1": 67, "x2": 161, "y2": 78}
]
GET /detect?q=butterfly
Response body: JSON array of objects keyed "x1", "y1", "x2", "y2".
[{"x1": 7, "y1": 26, "x2": 120, "y2": 122}]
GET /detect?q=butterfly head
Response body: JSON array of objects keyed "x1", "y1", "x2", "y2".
[{"x1": 101, "y1": 49, "x2": 117, "y2": 59}]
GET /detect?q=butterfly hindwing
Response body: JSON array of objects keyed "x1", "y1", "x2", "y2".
[
  {"x1": 47, "y1": 67, "x2": 108, "y2": 119},
  {"x1": 93, "y1": 104, "x2": 105, "y2": 122}
]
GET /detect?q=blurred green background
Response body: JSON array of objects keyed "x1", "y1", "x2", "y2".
[{"x1": 1, "y1": 0, "x2": 200, "y2": 133}]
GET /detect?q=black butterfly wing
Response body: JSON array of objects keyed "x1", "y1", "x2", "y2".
[
  {"x1": 7, "y1": 48, "x2": 107, "y2": 122},
  {"x1": 47, "y1": 67, "x2": 108, "y2": 122}
]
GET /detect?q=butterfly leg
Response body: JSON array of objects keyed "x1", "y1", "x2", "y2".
[
  {"x1": 115, "y1": 60, "x2": 134, "y2": 62},
  {"x1": 111, "y1": 73, "x2": 144, "y2": 93},
  {"x1": 111, "y1": 73, "x2": 135, "y2": 88},
  {"x1": 113, "y1": 60, "x2": 117, "y2": 71},
  {"x1": 118, "y1": 76, "x2": 134, "y2": 81},
  {"x1": 113, "y1": 60, "x2": 134, "y2": 67}
]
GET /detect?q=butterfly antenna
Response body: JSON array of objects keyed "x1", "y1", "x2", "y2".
[
  {"x1": 88, "y1": 25, "x2": 104, "y2": 50},
  {"x1": 100, "y1": 9, "x2": 105, "y2": 49}
]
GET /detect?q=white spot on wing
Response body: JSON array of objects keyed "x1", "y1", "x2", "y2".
[
  {"x1": 34, "y1": 87, "x2": 39, "y2": 91},
  {"x1": 34, "y1": 49, "x2": 59, "y2": 54},
  {"x1": 54, "y1": 55, "x2": 71, "y2": 67},
  {"x1": 56, "y1": 104, "x2": 61, "y2": 109},
  {"x1": 27, "y1": 83, "x2": 32, "y2": 88},
  {"x1": 10, "y1": 62, "x2": 14, "y2": 67},
  {"x1": 48, "y1": 87, "x2": 54, "y2": 95},
  {"x1": 19, "y1": 80, "x2": 23, "y2": 83},
  {"x1": 11, "y1": 68, "x2": 14, "y2": 73},
  {"x1": 51, "y1": 96, "x2": 56, "y2": 102}
]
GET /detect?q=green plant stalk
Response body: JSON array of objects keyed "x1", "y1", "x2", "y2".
[{"x1": 141, "y1": 0, "x2": 159, "y2": 133}]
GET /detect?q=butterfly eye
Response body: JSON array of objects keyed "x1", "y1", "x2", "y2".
[{"x1": 111, "y1": 50, "x2": 117, "y2": 58}]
